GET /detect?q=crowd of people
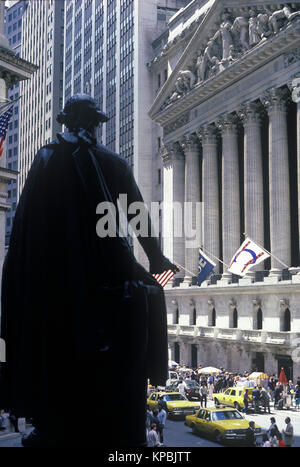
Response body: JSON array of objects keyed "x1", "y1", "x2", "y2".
[
  {"x1": 165, "y1": 366, "x2": 300, "y2": 412},
  {"x1": 146, "y1": 403, "x2": 167, "y2": 447}
]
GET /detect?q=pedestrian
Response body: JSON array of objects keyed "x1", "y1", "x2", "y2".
[
  {"x1": 242, "y1": 388, "x2": 249, "y2": 414},
  {"x1": 274, "y1": 383, "x2": 283, "y2": 408},
  {"x1": 260, "y1": 387, "x2": 271, "y2": 413},
  {"x1": 267, "y1": 377, "x2": 275, "y2": 401},
  {"x1": 262, "y1": 433, "x2": 271, "y2": 447},
  {"x1": 277, "y1": 433, "x2": 286, "y2": 447},
  {"x1": 269, "y1": 427, "x2": 279, "y2": 447},
  {"x1": 268, "y1": 417, "x2": 280, "y2": 439},
  {"x1": 0, "y1": 94, "x2": 178, "y2": 448},
  {"x1": 147, "y1": 423, "x2": 161, "y2": 447},
  {"x1": 245, "y1": 421, "x2": 256, "y2": 447},
  {"x1": 200, "y1": 384, "x2": 208, "y2": 408},
  {"x1": 178, "y1": 378, "x2": 187, "y2": 397},
  {"x1": 150, "y1": 409, "x2": 160, "y2": 428},
  {"x1": 146, "y1": 405, "x2": 153, "y2": 437},
  {"x1": 252, "y1": 386, "x2": 261, "y2": 413},
  {"x1": 157, "y1": 404, "x2": 167, "y2": 445},
  {"x1": 294, "y1": 385, "x2": 300, "y2": 410},
  {"x1": 282, "y1": 417, "x2": 294, "y2": 447}
]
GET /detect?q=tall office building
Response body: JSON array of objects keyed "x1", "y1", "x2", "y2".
[
  {"x1": 4, "y1": 0, "x2": 27, "y2": 245},
  {"x1": 63, "y1": 0, "x2": 188, "y2": 263},
  {"x1": 18, "y1": 0, "x2": 65, "y2": 195}
]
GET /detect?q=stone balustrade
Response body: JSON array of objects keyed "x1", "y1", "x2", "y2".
[{"x1": 169, "y1": 324, "x2": 300, "y2": 347}]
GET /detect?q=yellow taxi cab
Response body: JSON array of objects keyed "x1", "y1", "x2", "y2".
[
  {"x1": 147, "y1": 391, "x2": 200, "y2": 419},
  {"x1": 185, "y1": 407, "x2": 261, "y2": 444},
  {"x1": 212, "y1": 387, "x2": 253, "y2": 411}
]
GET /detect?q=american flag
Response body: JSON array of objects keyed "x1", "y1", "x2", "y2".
[
  {"x1": 152, "y1": 269, "x2": 176, "y2": 288},
  {"x1": 0, "y1": 105, "x2": 14, "y2": 158}
]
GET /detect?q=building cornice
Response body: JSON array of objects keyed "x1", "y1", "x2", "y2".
[{"x1": 0, "y1": 46, "x2": 38, "y2": 83}]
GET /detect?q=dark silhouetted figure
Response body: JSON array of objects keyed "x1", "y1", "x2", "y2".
[{"x1": 0, "y1": 94, "x2": 178, "y2": 447}]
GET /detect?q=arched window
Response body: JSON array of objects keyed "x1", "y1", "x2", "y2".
[
  {"x1": 233, "y1": 308, "x2": 238, "y2": 328},
  {"x1": 212, "y1": 308, "x2": 216, "y2": 327},
  {"x1": 283, "y1": 308, "x2": 291, "y2": 332},
  {"x1": 257, "y1": 308, "x2": 263, "y2": 330}
]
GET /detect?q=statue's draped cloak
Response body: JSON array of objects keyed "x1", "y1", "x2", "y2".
[{"x1": 0, "y1": 133, "x2": 168, "y2": 444}]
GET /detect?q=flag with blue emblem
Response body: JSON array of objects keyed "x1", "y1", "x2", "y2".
[
  {"x1": 0, "y1": 105, "x2": 14, "y2": 158},
  {"x1": 197, "y1": 249, "x2": 216, "y2": 286},
  {"x1": 227, "y1": 237, "x2": 270, "y2": 276}
]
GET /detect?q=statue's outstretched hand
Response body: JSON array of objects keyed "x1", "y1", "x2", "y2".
[{"x1": 150, "y1": 256, "x2": 180, "y2": 275}]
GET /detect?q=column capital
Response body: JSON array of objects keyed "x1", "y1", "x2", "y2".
[
  {"x1": 197, "y1": 123, "x2": 217, "y2": 145},
  {"x1": 161, "y1": 141, "x2": 184, "y2": 167},
  {"x1": 217, "y1": 113, "x2": 238, "y2": 135},
  {"x1": 180, "y1": 133, "x2": 199, "y2": 154},
  {"x1": 260, "y1": 87, "x2": 290, "y2": 114},
  {"x1": 237, "y1": 101, "x2": 263, "y2": 126}
]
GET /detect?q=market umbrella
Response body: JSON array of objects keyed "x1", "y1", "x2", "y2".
[
  {"x1": 278, "y1": 367, "x2": 288, "y2": 385},
  {"x1": 168, "y1": 360, "x2": 179, "y2": 367},
  {"x1": 248, "y1": 372, "x2": 269, "y2": 380},
  {"x1": 198, "y1": 366, "x2": 221, "y2": 374}
]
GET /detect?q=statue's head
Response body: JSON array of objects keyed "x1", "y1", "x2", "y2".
[{"x1": 57, "y1": 93, "x2": 109, "y2": 131}]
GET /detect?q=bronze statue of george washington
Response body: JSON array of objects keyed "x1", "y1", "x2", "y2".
[{"x1": 0, "y1": 94, "x2": 178, "y2": 447}]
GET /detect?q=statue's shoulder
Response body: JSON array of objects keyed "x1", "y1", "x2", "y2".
[
  {"x1": 94, "y1": 143, "x2": 130, "y2": 171},
  {"x1": 35, "y1": 140, "x2": 59, "y2": 167}
]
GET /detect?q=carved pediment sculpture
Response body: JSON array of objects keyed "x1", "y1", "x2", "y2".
[{"x1": 162, "y1": 3, "x2": 300, "y2": 110}]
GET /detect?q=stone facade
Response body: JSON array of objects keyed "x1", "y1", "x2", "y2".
[{"x1": 149, "y1": 0, "x2": 300, "y2": 380}]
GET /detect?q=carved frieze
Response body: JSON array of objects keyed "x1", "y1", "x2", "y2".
[{"x1": 162, "y1": 4, "x2": 300, "y2": 110}]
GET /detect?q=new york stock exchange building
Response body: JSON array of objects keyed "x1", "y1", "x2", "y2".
[{"x1": 148, "y1": 0, "x2": 300, "y2": 379}]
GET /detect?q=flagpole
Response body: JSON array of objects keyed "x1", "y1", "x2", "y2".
[
  {"x1": 173, "y1": 262, "x2": 196, "y2": 278},
  {"x1": 201, "y1": 245, "x2": 230, "y2": 269},
  {"x1": 243, "y1": 233, "x2": 289, "y2": 269},
  {"x1": 0, "y1": 96, "x2": 22, "y2": 114}
]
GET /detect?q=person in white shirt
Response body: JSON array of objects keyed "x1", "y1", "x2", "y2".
[
  {"x1": 178, "y1": 379, "x2": 187, "y2": 397},
  {"x1": 147, "y1": 423, "x2": 161, "y2": 447}
]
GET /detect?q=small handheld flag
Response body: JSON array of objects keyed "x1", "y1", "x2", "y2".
[
  {"x1": 227, "y1": 237, "x2": 270, "y2": 277},
  {"x1": 153, "y1": 269, "x2": 176, "y2": 288},
  {"x1": 198, "y1": 249, "x2": 216, "y2": 285},
  {"x1": 0, "y1": 105, "x2": 14, "y2": 158}
]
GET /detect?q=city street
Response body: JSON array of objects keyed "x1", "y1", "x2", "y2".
[
  {"x1": 164, "y1": 400, "x2": 300, "y2": 447},
  {"x1": 0, "y1": 401, "x2": 299, "y2": 448}
]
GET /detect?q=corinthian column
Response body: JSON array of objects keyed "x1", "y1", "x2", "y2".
[
  {"x1": 238, "y1": 102, "x2": 264, "y2": 271},
  {"x1": 218, "y1": 113, "x2": 240, "y2": 275},
  {"x1": 198, "y1": 124, "x2": 220, "y2": 273},
  {"x1": 261, "y1": 87, "x2": 291, "y2": 270},
  {"x1": 161, "y1": 142, "x2": 185, "y2": 281},
  {"x1": 290, "y1": 76, "x2": 300, "y2": 263},
  {"x1": 181, "y1": 133, "x2": 201, "y2": 285}
]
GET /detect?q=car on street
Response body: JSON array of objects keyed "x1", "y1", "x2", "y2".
[
  {"x1": 185, "y1": 407, "x2": 262, "y2": 445},
  {"x1": 165, "y1": 379, "x2": 201, "y2": 401},
  {"x1": 147, "y1": 391, "x2": 201, "y2": 419},
  {"x1": 212, "y1": 387, "x2": 254, "y2": 411}
]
